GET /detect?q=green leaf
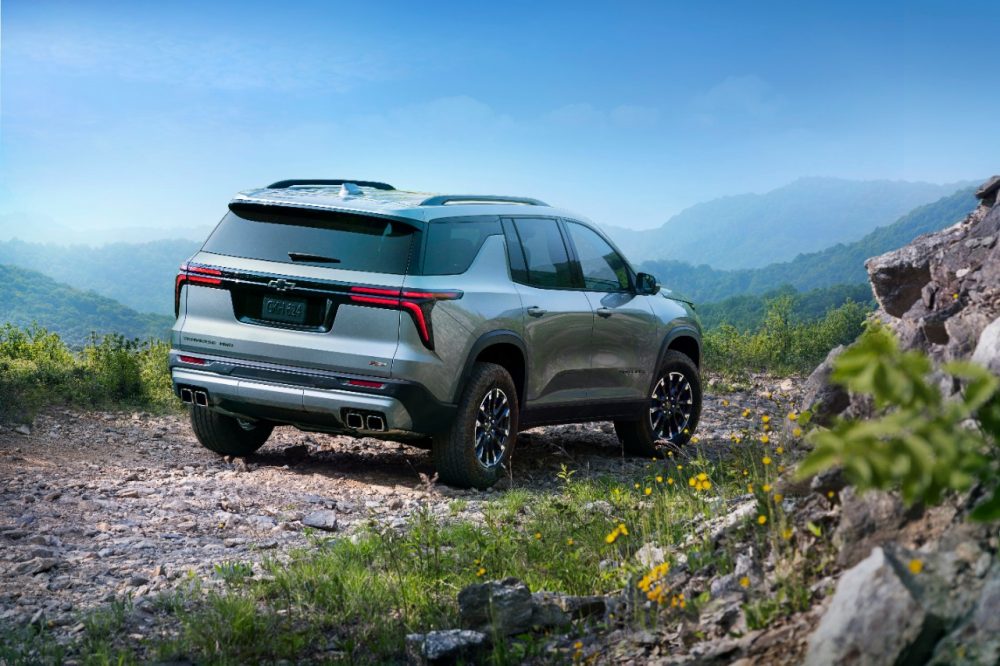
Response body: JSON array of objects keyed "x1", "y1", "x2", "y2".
[{"x1": 970, "y1": 488, "x2": 1000, "y2": 522}]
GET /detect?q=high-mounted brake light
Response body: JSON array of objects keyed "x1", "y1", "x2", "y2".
[
  {"x1": 175, "y1": 262, "x2": 225, "y2": 316},
  {"x1": 348, "y1": 286, "x2": 462, "y2": 349}
]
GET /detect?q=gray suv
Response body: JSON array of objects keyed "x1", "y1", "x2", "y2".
[{"x1": 170, "y1": 180, "x2": 702, "y2": 488}]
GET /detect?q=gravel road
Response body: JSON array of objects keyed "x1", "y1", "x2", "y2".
[{"x1": 0, "y1": 376, "x2": 799, "y2": 637}]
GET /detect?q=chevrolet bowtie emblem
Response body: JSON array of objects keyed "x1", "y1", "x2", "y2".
[{"x1": 268, "y1": 279, "x2": 296, "y2": 292}]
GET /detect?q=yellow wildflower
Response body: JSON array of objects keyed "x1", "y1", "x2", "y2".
[
  {"x1": 758, "y1": 515, "x2": 768, "y2": 525},
  {"x1": 787, "y1": 412, "x2": 798, "y2": 421},
  {"x1": 762, "y1": 484, "x2": 772, "y2": 493},
  {"x1": 773, "y1": 493, "x2": 783, "y2": 502},
  {"x1": 760, "y1": 434, "x2": 770, "y2": 444},
  {"x1": 762, "y1": 456, "x2": 772, "y2": 465},
  {"x1": 476, "y1": 567, "x2": 486, "y2": 577},
  {"x1": 534, "y1": 532, "x2": 542, "y2": 540},
  {"x1": 667, "y1": 477, "x2": 674, "y2": 485},
  {"x1": 691, "y1": 435, "x2": 700, "y2": 443},
  {"x1": 909, "y1": 559, "x2": 924, "y2": 574},
  {"x1": 566, "y1": 538, "x2": 575, "y2": 546},
  {"x1": 792, "y1": 427, "x2": 803, "y2": 437},
  {"x1": 644, "y1": 487, "x2": 652, "y2": 496},
  {"x1": 739, "y1": 576, "x2": 750, "y2": 588},
  {"x1": 761, "y1": 415, "x2": 771, "y2": 424},
  {"x1": 656, "y1": 475, "x2": 663, "y2": 483},
  {"x1": 776, "y1": 446, "x2": 784, "y2": 455},
  {"x1": 722, "y1": 399, "x2": 730, "y2": 407},
  {"x1": 782, "y1": 528, "x2": 794, "y2": 540},
  {"x1": 688, "y1": 477, "x2": 697, "y2": 487}
]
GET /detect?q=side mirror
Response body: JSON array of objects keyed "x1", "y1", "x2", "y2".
[{"x1": 636, "y1": 272, "x2": 660, "y2": 295}]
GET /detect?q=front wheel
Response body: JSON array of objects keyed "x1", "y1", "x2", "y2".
[
  {"x1": 433, "y1": 362, "x2": 519, "y2": 489},
  {"x1": 614, "y1": 350, "x2": 702, "y2": 457},
  {"x1": 190, "y1": 408, "x2": 274, "y2": 457}
]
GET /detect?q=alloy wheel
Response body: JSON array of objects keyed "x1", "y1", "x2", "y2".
[
  {"x1": 649, "y1": 371, "x2": 694, "y2": 441},
  {"x1": 475, "y1": 387, "x2": 511, "y2": 467}
]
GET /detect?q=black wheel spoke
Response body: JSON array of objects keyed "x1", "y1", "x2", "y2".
[{"x1": 474, "y1": 387, "x2": 510, "y2": 469}]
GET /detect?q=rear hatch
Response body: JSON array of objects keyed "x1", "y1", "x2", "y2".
[{"x1": 175, "y1": 204, "x2": 417, "y2": 378}]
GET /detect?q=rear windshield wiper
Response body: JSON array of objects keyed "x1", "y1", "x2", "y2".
[{"x1": 288, "y1": 252, "x2": 341, "y2": 264}]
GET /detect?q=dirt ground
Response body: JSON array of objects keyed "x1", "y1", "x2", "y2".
[{"x1": 0, "y1": 376, "x2": 798, "y2": 637}]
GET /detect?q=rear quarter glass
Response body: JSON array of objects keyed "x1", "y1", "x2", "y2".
[
  {"x1": 421, "y1": 216, "x2": 502, "y2": 275},
  {"x1": 202, "y1": 206, "x2": 414, "y2": 274}
]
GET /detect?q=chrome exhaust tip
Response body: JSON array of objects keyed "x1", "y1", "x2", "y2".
[
  {"x1": 180, "y1": 388, "x2": 194, "y2": 404},
  {"x1": 345, "y1": 412, "x2": 364, "y2": 429},
  {"x1": 194, "y1": 390, "x2": 209, "y2": 407},
  {"x1": 366, "y1": 414, "x2": 386, "y2": 432}
]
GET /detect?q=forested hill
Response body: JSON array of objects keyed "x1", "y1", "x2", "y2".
[
  {"x1": 638, "y1": 185, "x2": 978, "y2": 303},
  {"x1": 0, "y1": 239, "x2": 198, "y2": 316},
  {"x1": 0, "y1": 264, "x2": 173, "y2": 346}
]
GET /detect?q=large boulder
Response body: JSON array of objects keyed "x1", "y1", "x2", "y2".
[
  {"x1": 458, "y1": 578, "x2": 535, "y2": 636},
  {"x1": 804, "y1": 547, "x2": 940, "y2": 665},
  {"x1": 405, "y1": 629, "x2": 489, "y2": 665}
]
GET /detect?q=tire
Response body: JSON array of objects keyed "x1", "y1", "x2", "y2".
[
  {"x1": 433, "y1": 362, "x2": 519, "y2": 489},
  {"x1": 189, "y1": 407, "x2": 274, "y2": 457},
  {"x1": 615, "y1": 350, "x2": 702, "y2": 457}
]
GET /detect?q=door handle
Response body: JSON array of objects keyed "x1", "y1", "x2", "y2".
[
  {"x1": 596, "y1": 307, "x2": 613, "y2": 318},
  {"x1": 526, "y1": 306, "x2": 548, "y2": 317}
]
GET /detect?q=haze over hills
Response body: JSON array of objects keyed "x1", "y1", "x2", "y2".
[
  {"x1": 0, "y1": 180, "x2": 977, "y2": 322},
  {"x1": 637, "y1": 185, "x2": 978, "y2": 303},
  {"x1": 605, "y1": 177, "x2": 972, "y2": 270},
  {"x1": 0, "y1": 211, "x2": 213, "y2": 246},
  {"x1": 0, "y1": 264, "x2": 173, "y2": 346},
  {"x1": 0, "y1": 239, "x2": 199, "y2": 316}
]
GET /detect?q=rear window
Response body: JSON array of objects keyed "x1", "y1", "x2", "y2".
[
  {"x1": 203, "y1": 206, "x2": 414, "y2": 274},
  {"x1": 422, "y1": 216, "x2": 501, "y2": 275}
]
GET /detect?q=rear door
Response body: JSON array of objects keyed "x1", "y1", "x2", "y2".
[
  {"x1": 562, "y1": 220, "x2": 659, "y2": 401},
  {"x1": 504, "y1": 217, "x2": 594, "y2": 406},
  {"x1": 176, "y1": 205, "x2": 415, "y2": 377}
]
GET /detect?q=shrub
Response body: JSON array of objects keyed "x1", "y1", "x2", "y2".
[
  {"x1": 0, "y1": 324, "x2": 176, "y2": 421},
  {"x1": 798, "y1": 324, "x2": 1000, "y2": 521},
  {"x1": 703, "y1": 297, "x2": 869, "y2": 376}
]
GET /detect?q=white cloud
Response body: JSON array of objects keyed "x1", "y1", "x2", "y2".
[{"x1": 545, "y1": 103, "x2": 660, "y2": 128}]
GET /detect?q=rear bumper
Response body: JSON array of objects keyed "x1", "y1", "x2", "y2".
[{"x1": 169, "y1": 351, "x2": 456, "y2": 434}]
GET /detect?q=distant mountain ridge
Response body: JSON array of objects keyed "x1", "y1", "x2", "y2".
[
  {"x1": 638, "y1": 185, "x2": 979, "y2": 303},
  {"x1": 0, "y1": 239, "x2": 199, "y2": 316},
  {"x1": 606, "y1": 177, "x2": 973, "y2": 270},
  {"x1": 0, "y1": 264, "x2": 173, "y2": 346}
]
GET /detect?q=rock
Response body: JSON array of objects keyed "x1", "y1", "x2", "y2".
[
  {"x1": 405, "y1": 629, "x2": 488, "y2": 665},
  {"x1": 531, "y1": 591, "x2": 605, "y2": 625},
  {"x1": 800, "y1": 346, "x2": 850, "y2": 425},
  {"x1": 971, "y1": 316, "x2": 1000, "y2": 374},
  {"x1": 15, "y1": 557, "x2": 60, "y2": 575},
  {"x1": 832, "y1": 487, "x2": 910, "y2": 568},
  {"x1": 634, "y1": 542, "x2": 667, "y2": 568},
  {"x1": 301, "y1": 510, "x2": 339, "y2": 531},
  {"x1": 976, "y1": 175, "x2": 1000, "y2": 204},
  {"x1": 458, "y1": 578, "x2": 535, "y2": 636},
  {"x1": 804, "y1": 547, "x2": 938, "y2": 666},
  {"x1": 930, "y1": 570, "x2": 1000, "y2": 665},
  {"x1": 14, "y1": 424, "x2": 31, "y2": 436}
]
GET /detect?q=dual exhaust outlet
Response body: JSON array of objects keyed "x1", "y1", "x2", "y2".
[
  {"x1": 180, "y1": 387, "x2": 386, "y2": 432},
  {"x1": 180, "y1": 387, "x2": 209, "y2": 407},
  {"x1": 345, "y1": 411, "x2": 386, "y2": 432}
]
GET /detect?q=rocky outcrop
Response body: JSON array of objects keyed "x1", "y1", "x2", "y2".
[{"x1": 864, "y1": 175, "x2": 1000, "y2": 367}]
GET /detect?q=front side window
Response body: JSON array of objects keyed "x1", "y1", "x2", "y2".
[
  {"x1": 565, "y1": 221, "x2": 631, "y2": 291},
  {"x1": 511, "y1": 218, "x2": 577, "y2": 289}
]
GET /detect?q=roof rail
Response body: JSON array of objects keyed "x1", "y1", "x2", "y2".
[
  {"x1": 419, "y1": 195, "x2": 548, "y2": 207},
  {"x1": 267, "y1": 179, "x2": 396, "y2": 191}
]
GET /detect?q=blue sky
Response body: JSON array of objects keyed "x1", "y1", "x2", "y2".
[{"x1": 1, "y1": 0, "x2": 998, "y2": 238}]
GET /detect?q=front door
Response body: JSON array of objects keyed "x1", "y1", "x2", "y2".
[{"x1": 562, "y1": 220, "x2": 659, "y2": 401}]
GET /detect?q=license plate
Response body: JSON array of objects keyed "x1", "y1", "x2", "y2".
[{"x1": 261, "y1": 296, "x2": 307, "y2": 324}]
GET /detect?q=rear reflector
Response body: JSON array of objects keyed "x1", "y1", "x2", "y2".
[
  {"x1": 178, "y1": 355, "x2": 207, "y2": 365},
  {"x1": 346, "y1": 379, "x2": 385, "y2": 389}
]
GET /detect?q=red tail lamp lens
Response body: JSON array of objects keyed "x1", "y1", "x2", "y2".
[
  {"x1": 346, "y1": 379, "x2": 385, "y2": 389},
  {"x1": 347, "y1": 286, "x2": 462, "y2": 349}
]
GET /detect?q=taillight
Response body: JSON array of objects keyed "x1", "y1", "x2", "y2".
[
  {"x1": 349, "y1": 286, "x2": 462, "y2": 349},
  {"x1": 178, "y1": 355, "x2": 207, "y2": 365},
  {"x1": 175, "y1": 262, "x2": 224, "y2": 316},
  {"x1": 346, "y1": 379, "x2": 385, "y2": 389}
]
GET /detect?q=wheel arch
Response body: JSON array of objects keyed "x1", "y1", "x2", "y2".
[
  {"x1": 454, "y1": 330, "x2": 528, "y2": 406},
  {"x1": 658, "y1": 326, "x2": 702, "y2": 369}
]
